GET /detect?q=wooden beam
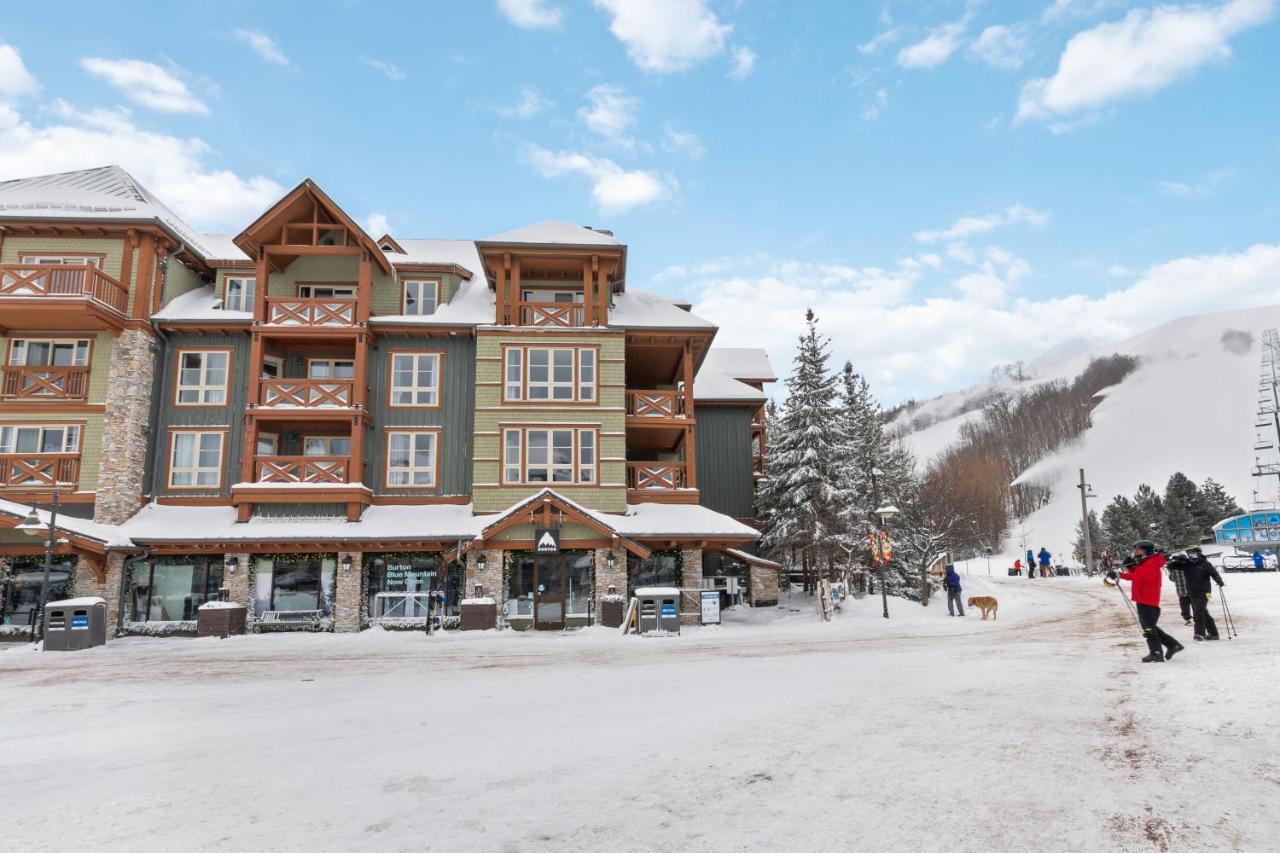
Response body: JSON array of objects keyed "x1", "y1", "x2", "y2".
[
  {"x1": 596, "y1": 261, "x2": 608, "y2": 326},
  {"x1": 511, "y1": 257, "x2": 521, "y2": 326},
  {"x1": 494, "y1": 256, "x2": 507, "y2": 325},
  {"x1": 683, "y1": 339, "x2": 697, "y2": 489},
  {"x1": 582, "y1": 259, "x2": 594, "y2": 326},
  {"x1": 357, "y1": 250, "x2": 372, "y2": 323}
]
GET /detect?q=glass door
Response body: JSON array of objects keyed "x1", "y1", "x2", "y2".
[{"x1": 534, "y1": 556, "x2": 565, "y2": 630}]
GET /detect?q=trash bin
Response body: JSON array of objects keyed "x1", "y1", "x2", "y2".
[
  {"x1": 635, "y1": 587, "x2": 681, "y2": 635},
  {"x1": 197, "y1": 601, "x2": 247, "y2": 638},
  {"x1": 43, "y1": 597, "x2": 107, "y2": 651}
]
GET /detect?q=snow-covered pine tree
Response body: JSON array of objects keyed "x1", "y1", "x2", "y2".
[
  {"x1": 1101, "y1": 495, "x2": 1145, "y2": 556},
  {"x1": 1160, "y1": 472, "x2": 1202, "y2": 549},
  {"x1": 1132, "y1": 484, "x2": 1164, "y2": 544},
  {"x1": 758, "y1": 310, "x2": 843, "y2": 591},
  {"x1": 1198, "y1": 478, "x2": 1243, "y2": 527},
  {"x1": 1073, "y1": 509, "x2": 1103, "y2": 566}
]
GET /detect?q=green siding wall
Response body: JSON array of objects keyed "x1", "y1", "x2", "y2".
[
  {"x1": 694, "y1": 406, "x2": 756, "y2": 520},
  {"x1": 160, "y1": 257, "x2": 206, "y2": 306},
  {"x1": 266, "y1": 255, "x2": 394, "y2": 298},
  {"x1": 0, "y1": 236, "x2": 126, "y2": 280},
  {"x1": 0, "y1": 411, "x2": 103, "y2": 492},
  {"x1": 369, "y1": 272, "x2": 463, "y2": 315}
]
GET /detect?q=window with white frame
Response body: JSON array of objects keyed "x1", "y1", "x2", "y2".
[
  {"x1": 307, "y1": 359, "x2": 354, "y2": 379},
  {"x1": 261, "y1": 356, "x2": 284, "y2": 380},
  {"x1": 224, "y1": 276, "x2": 256, "y2": 312},
  {"x1": 175, "y1": 351, "x2": 229, "y2": 405},
  {"x1": 390, "y1": 352, "x2": 440, "y2": 406},
  {"x1": 168, "y1": 431, "x2": 224, "y2": 488},
  {"x1": 503, "y1": 347, "x2": 596, "y2": 402},
  {"x1": 502, "y1": 428, "x2": 596, "y2": 484},
  {"x1": 303, "y1": 436, "x2": 351, "y2": 456},
  {"x1": 19, "y1": 255, "x2": 101, "y2": 267},
  {"x1": 296, "y1": 284, "x2": 357, "y2": 299},
  {"x1": 0, "y1": 424, "x2": 81, "y2": 454},
  {"x1": 386, "y1": 431, "x2": 438, "y2": 487},
  {"x1": 8, "y1": 339, "x2": 90, "y2": 367},
  {"x1": 257, "y1": 432, "x2": 279, "y2": 456},
  {"x1": 402, "y1": 280, "x2": 439, "y2": 316}
]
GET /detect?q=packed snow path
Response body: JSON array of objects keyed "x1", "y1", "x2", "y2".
[{"x1": 2, "y1": 574, "x2": 1277, "y2": 852}]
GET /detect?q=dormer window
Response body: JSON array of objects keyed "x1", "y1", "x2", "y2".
[
  {"x1": 403, "y1": 280, "x2": 439, "y2": 316},
  {"x1": 224, "y1": 276, "x2": 255, "y2": 312}
]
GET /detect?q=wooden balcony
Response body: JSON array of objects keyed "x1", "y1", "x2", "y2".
[
  {"x1": 1, "y1": 366, "x2": 90, "y2": 401},
  {"x1": 255, "y1": 455, "x2": 349, "y2": 483},
  {"x1": 0, "y1": 454, "x2": 80, "y2": 488},
  {"x1": 258, "y1": 379, "x2": 355, "y2": 410},
  {"x1": 231, "y1": 454, "x2": 371, "y2": 521},
  {"x1": 518, "y1": 302, "x2": 585, "y2": 328},
  {"x1": 626, "y1": 390, "x2": 688, "y2": 422},
  {"x1": 263, "y1": 297, "x2": 357, "y2": 328},
  {"x1": 626, "y1": 461, "x2": 698, "y2": 504},
  {"x1": 0, "y1": 265, "x2": 128, "y2": 331}
]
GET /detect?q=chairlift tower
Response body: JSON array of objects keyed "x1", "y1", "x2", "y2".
[{"x1": 1250, "y1": 328, "x2": 1280, "y2": 510}]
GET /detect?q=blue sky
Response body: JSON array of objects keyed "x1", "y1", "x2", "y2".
[{"x1": 1, "y1": 0, "x2": 1278, "y2": 402}]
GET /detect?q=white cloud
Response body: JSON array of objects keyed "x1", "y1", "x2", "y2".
[
  {"x1": 593, "y1": 0, "x2": 732, "y2": 73},
  {"x1": 0, "y1": 99, "x2": 284, "y2": 232},
  {"x1": 858, "y1": 28, "x2": 901, "y2": 55},
  {"x1": 914, "y1": 205, "x2": 1050, "y2": 244},
  {"x1": 686, "y1": 243, "x2": 1280, "y2": 401},
  {"x1": 729, "y1": 46, "x2": 757, "y2": 79},
  {"x1": 1017, "y1": 0, "x2": 1275, "y2": 122},
  {"x1": 496, "y1": 85, "x2": 553, "y2": 119},
  {"x1": 80, "y1": 58, "x2": 209, "y2": 115},
  {"x1": 662, "y1": 122, "x2": 704, "y2": 158},
  {"x1": 968, "y1": 25, "x2": 1029, "y2": 69},
  {"x1": 862, "y1": 87, "x2": 889, "y2": 121},
  {"x1": 234, "y1": 29, "x2": 291, "y2": 67},
  {"x1": 896, "y1": 19, "x2": 967, "y2": 69},
  {"x1": 1157, "y1": 168, "x2": 1235, "y2": 197},
  {"x1": 365, "y1": 59, "x2": 406, "y2": 81},
  {"x1": 578, "y1": 84, "x2": 639, "y2": 146},
  {"x1": 0, "y1": 45, "x2": 40, "y2": 102},
  {"x1": 498, "y1": 0, "x2": 564, "y2": 29},
  {"x1": 364, "y1": 212, "x2": 391, "y2": 236},
  {"x1": 524, "y1": 145, "x2": 668, "y2": 213}
]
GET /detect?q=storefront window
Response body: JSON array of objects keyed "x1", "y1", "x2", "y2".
[
  {"x1": 131, "y1": 557, "x2": 224, "y2": 622},
  {"x1": 702, "y1": 552, "x2": 747, "y2": 578},
  {"x1": 367, "y1": 553, "x2": 438, "y2": 619},
  {"x1": 1, "y1": 558, "x2": 73, "y2": 625},
  {"x1": 507, "y1": 556, "x2": 535, "y2": 619},
  {"x1": 566, "y1": 553, "x2": 593, "y2": 617},
  {"x1": 627, "y1": 551, "x2": 681, "y2": 598},
  {"x1": 253, "y1": 556, "x2": 335, "y2": 616}
]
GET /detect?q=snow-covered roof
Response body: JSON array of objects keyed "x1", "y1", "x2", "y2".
[
  {"x1": 46, "y1": 597, "x2": 107, "y2": 608},
  {"x1": 591, "y1": 502, "x2": 759, "y2": 539},
  {"x1": 482, "y1": 219, "x2": 621, "y2": 247},
  {"x1": 610, "y1": 289, "x2": 717, "y2": 331},
  {"x1": 0, "y1": 497, "x2": 133, "y2": 548},
  {"x1": 119, "y1": 503, "x2": 483, "y2": 543},
  {"x1": 382, "y1": 238, "x2": 482, "y2": 274},
  {"x1": 0, "y1": 166, "x2": 215, "y2": 259},
  {"x1": 694, "y1": 364, "x2": 768, "y2": 403},
  {"x1": 152, "y1": 285, "x2": 252, "y2": 322},
  {"x1": 370, "y1": 276, "x2": 495, "y2": 327},
  {"x1": 724, "y1": 548, "x2": 782, "y2": 569},
  {"x1": 197, "y1": 233, "x2": 250, "y2": 263},
  {"x1": 702, "y1": 348, "x2": 776, "y2": 383}
]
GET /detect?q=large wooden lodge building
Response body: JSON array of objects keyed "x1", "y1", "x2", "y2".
[{"x1": 0, "y1": 166, "x2": 778, "y2": 635}]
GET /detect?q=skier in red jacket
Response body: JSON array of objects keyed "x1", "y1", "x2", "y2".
[{"x1": 1108, "y1": 540, "x2": 1185, "y2": 663}]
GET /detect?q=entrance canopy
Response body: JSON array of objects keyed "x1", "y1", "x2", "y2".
[{"x1": 468, "y1": 488, "x2": 652, "y2": 559}]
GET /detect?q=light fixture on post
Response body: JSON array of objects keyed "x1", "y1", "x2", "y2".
[
  {"x1": 874, "y1": 504, "x2": 899, "y2": 621},
  {"x1": 340, "y1": 554, "x2": 353, "y2": 573},
  {"x1": 224, "y1": 556, "x2": 239, "y2": 574},
  {"x1": 16, "y1": 491, "x2": 60, "y2": 644}
]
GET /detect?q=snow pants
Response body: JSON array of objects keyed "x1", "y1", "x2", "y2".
[
  {"x1": 946, "y1": 588, "x2": 964, "y2": 616},
  {"x1": 1178, "y1": 595, "x2": 1192, "y2": 623},
  {"x1": 1191, "y1": 594, "x2": 1219, "y2": 639},
  {"x1": 1136, "y1": 603, "x2": 1178, "y2": 657}
]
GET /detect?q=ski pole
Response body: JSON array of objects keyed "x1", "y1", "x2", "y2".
[
  {"x1": 1219, "y1": 587, "x2": 1238, "y2": 638},
  {"x1": 1114, "y1": 581, "x2": 1138, "y2": 626}
]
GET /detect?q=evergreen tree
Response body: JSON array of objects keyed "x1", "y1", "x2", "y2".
[
  {"x1": 1159, "y1": 472, "x2": 1202, "y2": 549},
  {"x1": 1198, "y1": 478, "x2": 1244, "y2": 527},
  {"x1": 1101, "y1": 495, "x2": 1144, "y2": 556},
  {"x1": 1132, "y1": 483, "x2": 1163, "y2": 543},
  {"x1": 1073, "y1": 509, "x2": 1103, "y2": 566}
]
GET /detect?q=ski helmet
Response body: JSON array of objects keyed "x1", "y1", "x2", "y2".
[{"x1": 1133, "y1": 540, "x2": 1156, "y2": 555}]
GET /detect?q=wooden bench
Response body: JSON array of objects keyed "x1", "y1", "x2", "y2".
[{"x1": 255, "y1": 610, "x2": 322, "y2": 632}]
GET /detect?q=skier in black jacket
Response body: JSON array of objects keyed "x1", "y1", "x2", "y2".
[{"x1": 1183, "y1": 546, "x2": 1224, "y2": 641}]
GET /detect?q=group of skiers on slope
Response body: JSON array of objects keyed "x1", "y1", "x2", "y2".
[
  {"x1": 1108, "y1": 540, "x2": 1225, "y2": 663},
  {"x1": 1011, "y1": 547, "x2": 1055, "y2": 578}
]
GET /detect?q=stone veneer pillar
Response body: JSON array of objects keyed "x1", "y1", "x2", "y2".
[
  {"x1": 750, "y1": 564, "x2": 779, "y2": 607},
  {"x1": 72, "y1": 552, "x2": 125, "y2": 632},
  {"x1": 679, "y1": 547, "x2": 703, "y2": 625},
  {"x1": 465, "y1": 548, "x2": 505, "y2": 627},
  {"x1": 593, "y1": 547, "x2": 627, "y2": 623},
  {"x1": 224, "y1": 553, "x2": 252, "y2": 610},
  {"x1": 334, "y1": 551, "x2": 363, "y2": 632},
  {"x1": 93, "y1": 329, "x2": 156, "y2": 525}
]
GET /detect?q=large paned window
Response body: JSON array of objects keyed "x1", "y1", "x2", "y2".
[
  {"x1": 0, "y1": 424, "x2": 81, "y2": 454},
  {"x1": 253, "y1": 556, "x2": 336, "y2": 616},
  {"x1": 296, "y1": 284, "x2": 356, "y2": 299},
  {"x1": 566, "y1": 553, "x2": 593, "y2": 618},
  {"x1": 402, "y1": 280, "x2": 439, "y2": 315},
  {"x1": 364, "y1": 554, "x2": 462, "y2": 619},
  {"x1": 130, "y1": 557, "x2": 225, "y2": 622},
  {"x1": 389, "y1": 352, "x2": 440, "y2": 406},
  {"x1": 303, "y1": 436, "x2": 351, "y2": 456},
  {"x1": 224, "y1": 276, "x2": 256, "y2": 312},
  {"x1": 386, "y1": 431, "x2": 438, "y2": 487},
  {"x1": 627, "y1": 551, "x2": 682, "y2": 598},
  {"x1": 503, "y1": 346, "x2": 596, "y2": 402},
  {"x1": 8, "y1": 339, "x2": 90, "y2": 367},
  {"x1": 168, "y1": 430, "x2": 224, "y2": 488},
  {"x1": 175, "y1": 350, "x2": 229, "y2": 405},
  {"x1": 502, "y1": 428, "x2": 596, "y2": 484},
  {"x1": 0, "y1": 557, "x2": 73, "y2": 626},
  {"x1": 19, "y1": 255, "x2": 101, "y2": 267},
  {"x1": 307, "y1": 359, "x2": 354, "y2": 379}
]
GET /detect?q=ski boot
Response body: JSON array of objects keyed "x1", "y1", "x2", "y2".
[
  {"x1": 1141, "y1": 653, "x2": 1164, "y2": 663},
  {"x1": 1165, "y1": 641, "x2": 1185, "y2": 660}
]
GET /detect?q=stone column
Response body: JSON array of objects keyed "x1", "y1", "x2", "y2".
[
  {"x1": 464, "y1": 548, "x2": 504, "y2": 628},
  {"x1": 73, "y1": 552, "x2": 126, "y2": 632},
  {"x1": 93, "y1": 329, "x2": 156, "y2": 525},
  {"x1": 224, "y1": 553, "x2": 252, "y2": 609},
  {"x1": 593, "y1": 547, "x2": 627, "y2": 623},
  {"x1": 679, "y1": 547, "x2": 703, "y2": 625},
  {"x1": 750, "y1": 564, "x2": 779, "y2": 607},
  {"x1": 334, "y1": 551, "x2": 363, "y2": 632}
]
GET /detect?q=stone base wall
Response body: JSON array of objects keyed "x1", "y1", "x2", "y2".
[
  {"x1": 679, "y1": 547, "x2": 703, "y2": 625},
  {"x1": 593, "y1": 547, "x2": 627, "y2": 622},
  {"x1": 93, "y1": 328, "x2": 155, "y2": 526},
  {"x1": 73, "y1": 552, "x2": 125, "y2": 631},
  {"x1": 334, "y1": 550, "x2": 362, "y2": 632},
  {"x1": 224, "y1": 553, "x2": 252, "y2": 609},
  {"x1": 465, "y1": 548, "x2": 505, "y2": 628},
  {"x1": 750, "y1": 564, "x2": 779, "y2": 607}
]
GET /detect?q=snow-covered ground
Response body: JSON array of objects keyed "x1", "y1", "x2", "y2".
[{"x1": 3, "y1": 573, "x2": 1277, "y2": 852}]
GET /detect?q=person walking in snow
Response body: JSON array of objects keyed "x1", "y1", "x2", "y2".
[
  {"x1": 1165, "y1": 553, "x2": 1193, "y2": 625},
  {"x1": 943, "y1": 564, "x2": 964, "y2": 616},
  {"x1": 1038, "y1": 547, "x2": 1052, "y2": 578},
  {"x1": 1108, "y1": 540, "x2": 1185, "y2": 663},
  {"x1": 1026, "y1": 549, "x2": 1036, "y2": 580},
  {"x1": 1252, "y1": 550, "x2": 1265, "y2": 571},
  {"x1": 1183, "y1": 546, "x2": 1224, "y2": 641}
]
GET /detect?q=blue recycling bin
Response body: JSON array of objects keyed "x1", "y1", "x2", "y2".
[{"x1": 635, "y1": 587, "x2": 681, "y2": 634}]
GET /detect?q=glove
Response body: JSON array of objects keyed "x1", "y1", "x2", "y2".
[
  {"x1": 1216, "y1": 579, "x2": 1224, "y2": 587},
  {"x1": 1105, "y1": 570, "x2": 1117, "y2": 581}
]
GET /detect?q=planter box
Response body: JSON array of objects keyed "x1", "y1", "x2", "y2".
[
  {"x1": 600, "y1": 597, "x2": 626, "y2": 629},
  {"x1": 459, "y1": 602, "x2": 496, "y2": 631},
  {"x1": 197, "y1": 604, "x2": 247, "y2": 638}
]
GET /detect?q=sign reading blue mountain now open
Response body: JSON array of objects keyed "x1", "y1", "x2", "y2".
[{"x1": 534, "y1": 528, "x2": 560, "y2": 553}]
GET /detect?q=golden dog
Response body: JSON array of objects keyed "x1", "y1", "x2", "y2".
[{"x1": 967, "y1": 596, "x2": 998, "y2": 620}]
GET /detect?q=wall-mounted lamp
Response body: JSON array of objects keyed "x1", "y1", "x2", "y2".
[
  {"x1": 606, "y1": 552, "x2": 616, "y2": 572},
  {"x1": 224, "y1": 556, "x2": 239, "y2": 574},
  {"x1": 476, "y1": 553, "x2": 487, "y2": 571},
  {"x1": 341, "y1": 554, "x2": 354, "y2": 573}
]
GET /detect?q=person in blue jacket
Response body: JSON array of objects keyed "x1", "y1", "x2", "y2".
[
  {"x1": 943, "y1": 564, "x2": 964, "y2": 616},
  {"x1": 1038, "y1": 547, "x2": 1052, "y2": 577},
  {"x1": 1253, "y1": 550, "x2": 1265, "y2": 571}
]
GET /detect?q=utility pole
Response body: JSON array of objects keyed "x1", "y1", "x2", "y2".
[{"x1": 1077, "y1": 469, "x2": 1095, "y2": 576}]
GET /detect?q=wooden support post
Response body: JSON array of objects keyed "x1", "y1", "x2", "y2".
[
  {"x1": 120, "y1": 230, "x2": 136, "y2": 310},
  {"x1": 352, "y1": 331, "x2": 369, "y2": 408},
  {"x1": 495, "y1": 257, "x2": 508, "y2": 325},
  {"x1": 512, "y1": 258, "x2": 522, "y2": 326},
  {"x1": 595, "y1": 261, "x2": 608, "y2": 326},
  {"x1": 255, "y1": 248, "x2": 269, "y2": 319},
  {"x1": 682, "y1": 340, "x2": 697, "y2": 489},
  {"x1": 357, "y1": 251, "x2": 372, "y2": 323},
  {"x1": 349, "y1": 414, "x2": 365, "y2": 486},
  {"x1": 583, "y1": 259, "x2": 594, "y2": 326},
  {"x1": 131, "y1": 234, "x2": 157, "y2": 321},
  {"x1": 240, "y1": 408, "x2": 259, "y2": 486}
]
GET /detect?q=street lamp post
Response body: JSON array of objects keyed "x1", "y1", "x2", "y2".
[
  {"x1": 16, "y1": 490, "x2": 61, "y2": 644},
  {"x1": 875, "y1": 504, "x2": 899, "y2": 620}
]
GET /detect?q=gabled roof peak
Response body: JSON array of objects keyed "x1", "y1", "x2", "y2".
[{"x1": 482, "y1": 219, "x2": 622, "y2": 247}]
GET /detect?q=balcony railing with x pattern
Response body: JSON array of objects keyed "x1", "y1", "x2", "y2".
[
  {"x1": 1, "y1": 366, "x2": 90, "y2": 400},
  {"x1": 0, "y1": 265, "x2": 128, "y2": 314},
  {"x1": 518, "y1": 302, "x2": 585, "y2": 328},
  {"x1": 255, "y1": 455, "x2": 349, "y2": 484},
  {"x1": 259, "y1": 379, "x2": 354, "y2": 408},
  {"x1": 626, "y1": 390, "x2": 686, "y2": 419},
  {"x1": 0, "y1": 454, "x2": 80, "y2": 487},
  {"x1": 626, "y1": 461, "x2": 687, "y2": 490},
  {"x1": 264, "y1": 297, "x2": 357, "y2": 327}
]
